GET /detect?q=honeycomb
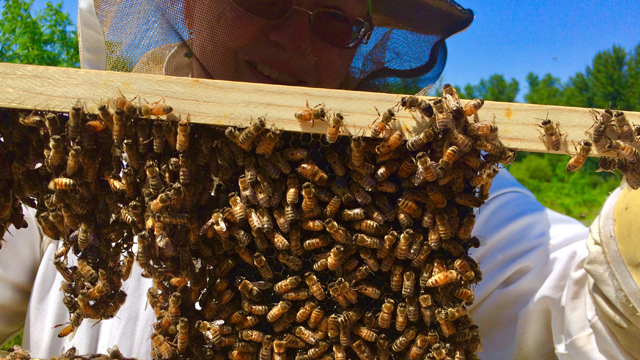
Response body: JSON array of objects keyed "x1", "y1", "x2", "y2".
[{"x1": 0, "y1": 88, "x2": 509, "y2": 360}]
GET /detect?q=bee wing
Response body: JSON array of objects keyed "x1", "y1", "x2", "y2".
[
  {"x1": 251, "y1": 281, "x2": 273, "y2": 290},
  {"x1": 415, "y1": 84, "x2": 436, "y2": 97},
  {"x1": 414, "y1": 165, "x2": 426, "y2": 186},
  {"x1": 312, "y1": 252, "x2": 331, "y2": 261},
  {"x1": 199, "y1": 219, "x2": 215, "y2": 237}
]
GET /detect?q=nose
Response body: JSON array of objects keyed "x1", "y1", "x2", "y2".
[{"x1": 267, "y1": 8, "x2": 314, "y2": 58}]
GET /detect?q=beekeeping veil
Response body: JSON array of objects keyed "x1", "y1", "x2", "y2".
[
  {"x1": 585, "y1": 183, "x2": 640, "y2": 357},
  {"x1": 77, "y1": 0, "x2": 473, "y2": 93}
]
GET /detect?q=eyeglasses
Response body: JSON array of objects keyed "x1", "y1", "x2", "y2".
[{"x1": 231, "y1": 0, "x2": 373, "y2": 48}]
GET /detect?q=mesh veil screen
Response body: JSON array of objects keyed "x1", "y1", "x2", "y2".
[{"x1": 93, "y1": 0, "x2": 448, "y2": 92}]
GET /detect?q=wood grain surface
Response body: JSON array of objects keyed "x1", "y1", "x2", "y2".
[{"x1": 2, "y1": 62, "x2": 638, "y2": 157}]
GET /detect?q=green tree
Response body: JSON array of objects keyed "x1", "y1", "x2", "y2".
[
  {"x1": 524, "y1": 72, "x2": 563, "y2": 105},
  {"x1": 461, "y1": 74, "x2": 520, "y2": 102},
  {"x1": 0, "y1": 0, "x2": 79, "y2": 67}
]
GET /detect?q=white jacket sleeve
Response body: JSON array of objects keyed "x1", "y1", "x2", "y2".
[
  {"x1": 0, "y1": 206, "x2": 47, "y2": 346},
  {"x1": 469, "y1": 168, "x2": 590, "y2": 360}
]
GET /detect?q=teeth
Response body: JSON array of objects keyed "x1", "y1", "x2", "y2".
[{"x1": 254, "y1": 63, "x2": 297, "y2": 85}]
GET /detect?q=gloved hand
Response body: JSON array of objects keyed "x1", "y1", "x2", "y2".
[{"x1": 584, "y1": 181, "x2": 640, "y2": 358}]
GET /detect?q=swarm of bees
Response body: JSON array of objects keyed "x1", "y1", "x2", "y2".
[{"x1": 0, "y1": 84, "x2": 519, "y2": 360}]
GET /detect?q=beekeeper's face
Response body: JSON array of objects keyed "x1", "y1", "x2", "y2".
[{"x1": 184, "y1": 0, "x2": 370, "y2": 88}]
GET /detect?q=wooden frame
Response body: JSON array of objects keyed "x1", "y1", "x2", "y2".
[{"x1": 2, "y1": 62, "x2": 637, "y2": 156}]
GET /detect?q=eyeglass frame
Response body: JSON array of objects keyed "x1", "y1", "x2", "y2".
[{"x1": 229, "y1": 0, "x2": 374, "y2": 49}]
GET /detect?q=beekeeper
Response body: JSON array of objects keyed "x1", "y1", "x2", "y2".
[{"x1": 1, "y1": 0, "x2": 636, "y2": 359}]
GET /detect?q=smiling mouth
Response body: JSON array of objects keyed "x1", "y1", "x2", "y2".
[{"x1": 249, "y1": 62, "x2": 300, "y2": 86}]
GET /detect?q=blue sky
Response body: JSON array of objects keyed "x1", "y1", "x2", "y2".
[
  {"x1": 28, "y1": 0, "x2": 640, "y2": 101},
  {"x1": 442, "y1": 0, "x2": 640, "y2": 101}
]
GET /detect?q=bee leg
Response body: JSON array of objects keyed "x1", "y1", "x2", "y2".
[{"x1": 539, "y1": 134, "x2": 550, "y2": 152}]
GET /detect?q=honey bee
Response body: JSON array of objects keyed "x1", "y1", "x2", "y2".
[
  {"x1": 435, "y1": 310, "x2": 457, "y2": 338},
  {"x1": 375, "y1": 231, "x2": 397, "y2": 260},
  {"x1": 267, "y1": 300, "x2": 292, "y2": 323},
  {"x1": 397, "y1": 198, "x2": 423, "y2": 219},
  {"x1": 325, "y1": 112, "x2": 345, "y2": 143},
  {"x1": 295, "y1": 101, "x2": 326, "y2": 127},
  {"x1": 439, "y1": 145, "x2": 461, "y2": 172},
  {"x1": 270, "y1": 151, "x2": 293, "y2": 174},
  {"x1": 322, "y1": 196, "x2": 341, "y2": 219},
  {"x1": 350, "y1": 182, "x2": 372, "y2": 205},
  {"x1": 48, "y1": 178, "x2": 77, "y2": 191},
  {"x1": 391, "y1": 326, "x2": 417, "y2": 352},
  {"x1": 463, "y1": 98, "x2": 484, "y2": 117},
  {"x1": 294, "y1": 326, "x2": 317, "y2": 346},
  {"x1": 566, "y1": 140, "x2": 593, "y2": 172},
  {"x1": 321, "y1": 151, "x2": 345, "y2": 179},
  {"x1": 278, "y1": 251, "x2": 303, "y2": 271},
  {"x1": 297, "y1": 163, "x2": 328, "y2": 186},
  {"x1": 239, "y1": 329, "x2": 266, "y2": 344},
  {"x1": 242, "y1": 298, "x2": 270, "y2": 316},
  {"x1": 350, "y1": 135, "x2": 366, "y2": 166},
  {"x1": 238, "y1": 117, "x2": 266, "y2": 147},
  {"x1": 617, "y1": 160, "x2": 640, "y2": 190},
  {"x1": 475, "y1": 138, "x2": 505, "y2": 155},
  {"x1": 264, "y1": 229, "x2": 288, "y2": 250},
  {"x1": 304, "y1": 272, "x2": 326, "y2": 300},
  {"x1": 612, "y1": 111, "x2": 634, "y2": 143},
  {"x1": 535, "y1": 116, "x2": 564, "y2": 152},
  {"x1": 296, "y1": 300, "x2": 318, "y2": 323},
  {"x1": 237, "y1": 277, "x2": 271, "y2": 302},
  {"x1": 176, "y1": 318, "x2": 189, "y2": 353},
  {"x1": 450, "y1": 325, "x2": 479, "y2": 342},
  {"x1": 359, "y1": 248, "x2": 380, "y2": 271},
  {"x1": 255, "y1": 127, "x2": 281, "y2": 157},
  {"x1": 402, "y1": 271, "x2": 416, "y2": 298},
  {"x1": 301, "y1": 219, "x2": 324, "y2": 232},
  {"x1": 352, "y1": 340, "x2": 374, "y2": 360},
  {"x1": 412, "y1": 152, "x2": 438, "y2": 185},
  {"x1": 606, "y1": 139, "x2": 639, "y2": 163},
  {"x1": 427, "y1": 183, "x2": 448, "y2": 208},
  {"x1": 389, "y1": 264, "x2": 404, "y2": 292},
  {"x1": 301, "y1": 182, "x2": 317, "y2": 212},
  {"x1": 370, "y1": 108, "x2": 396, "y2": 138},
  {"x1": 327, "y1": 314, "x2": 340, "y2": 342},
  {"x1": 152, "y1": 334, "x2": 175, "y2": 360},
  {"x1": 596, "y1": 156, "x2": 619, "y2": 173},
  {"x1": 376, "y1": 130, "x2": 404, "y2": 155},
  {"x1": 426, "y1": 270, "x2": 461, "y2": 287},
  {"x1": 352, "y1": 323, "x2": 378, "y2": 343},
  {"x1": 284, "y1": 174, "x2": 300, "y2": 206},
  {"x1": 453, "y1": 258, "x2": 475, "y2": 282},
  {"x1": 588, "y1": 108, "x2": 614, "y2": 144},
  {"x1": 355, "y1": 283, "x2": 381, "y2": 299},
  {"x1": 273, "y1": 339, "x2": 287, "y2": 360},
  {"x1": 325, "y1": 219, "x2": 350, "y2": 243},
  {"x1": 433, "y1": 99, "x2": 453, "y2": 131},
  {"x1": 256, "y1": 208, "x2": 273, "y2": 230},
  {"x1": 259, "y1": 335, "x2": 274, "y2": 359},
  {"x1": 353, "y1": 233, "x2": 381, "y2": 249},
  {"x1": 307, "y1": 306, "x2": 325, "y2": 330},
  {"x1": 273, "y1": 275, "x2": 301, "y2": 293}
]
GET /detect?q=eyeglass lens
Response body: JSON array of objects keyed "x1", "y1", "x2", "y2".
[{"x1": 231, "y1": 0, "x2": 369, "y2": 48}]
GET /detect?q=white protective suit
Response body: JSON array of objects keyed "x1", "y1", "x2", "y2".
[
  {"x1": 3, "y1": 168, "x2": 634, "y2": 360},
  {"x1": 2, "y1": 2, "x2": 638, "y2": 357}
]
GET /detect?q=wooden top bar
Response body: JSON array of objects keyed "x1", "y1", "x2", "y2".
[{"x1": 1, "y1": 62, "x2": 637, "y2": 157}]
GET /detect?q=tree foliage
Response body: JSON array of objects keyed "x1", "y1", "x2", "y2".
[
  {"x1": 0, "y1": 0, "x2": 79, "y2": 67},
  {"x1": 460, "y1": 74, "x2": 520, "y2": 102}
]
